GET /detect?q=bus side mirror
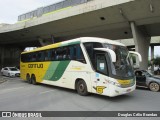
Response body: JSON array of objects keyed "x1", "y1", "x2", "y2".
[
  {"x1": 129, "y1": 51, "x2": 142, "y2": 62},
  {"x1": 105, "y1": 48, "x2": 116, "y2": 62},
  {"x1": 129, "y1": 51, "x2": 142, "y2": 69},
  {"x1": 94, "y1": 48, "x2": 116, "y2": 62}
]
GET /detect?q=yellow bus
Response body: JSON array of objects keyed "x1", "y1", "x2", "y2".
[{"x1": 20, "y1": 37, "x2": 141, "y2": 97}]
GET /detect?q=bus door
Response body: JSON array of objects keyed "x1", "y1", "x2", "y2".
[{"x1": 92, "y1": 53, "x2": 109, "y2": 94}]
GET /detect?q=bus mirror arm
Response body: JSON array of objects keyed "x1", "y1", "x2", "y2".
[
  {"x1": 94, "y1": 48, "x2": 116, "y2": 62},
  {"x1": 129, "y1": 51, "x2": 142, "y2": 62}
]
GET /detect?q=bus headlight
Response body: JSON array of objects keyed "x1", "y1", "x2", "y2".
[{"x1": 106, "y1": 80, "x2": 121, "y2": 87}]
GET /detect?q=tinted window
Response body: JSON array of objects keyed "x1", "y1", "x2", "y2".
[
  {"x1": 69, "y1": 45, "x2": 76, "y2": 60},
  {"x1": 32, "y1": 53, "x2": 37, "y2": 61},
  {"x1": 10, "y1": 68, "x2": 18, "y2": 71},
  {"x1": 37, "y1": 52, "x2": 44, "y2": 61},
  {"x1": 21, "y1": 44, "x2": 85, "y2": 63},
  {"x1": 63, "y1": 47, "x2": 70, "y2": 60},
  {"x1": 51, "y1": 49, "x2": 56, "y2": 60},
  {"x1": 28, "y1": 54, "x2": 32, "y2": 62},
  {"x1": 4, "y1": 68, "x2": 8, "y2": 70},
  {"x1": 96, "y1": 54, "x2": 108, "y2": 75},
  {"x1": 56, "y1": 48, "x2": 63, "y2": 60},
  {"x1": 76, "y1": 45, "x2": 85, "y2": 62},
  {"x1": 44, "y1": 51, "x2": 49, "y2": 61},
  {"x1": 84, "y1": 42, "x2": 103, "y2": 68}
]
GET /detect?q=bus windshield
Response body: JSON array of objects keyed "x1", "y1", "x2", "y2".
[{"x1": 104, "y1": 44, "x2": 134, "y2": 78}]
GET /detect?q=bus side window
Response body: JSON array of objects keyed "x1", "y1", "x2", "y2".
[
  {"x1": 76, "y1": 45, "x2": 86, "y2": 63},
  {"x1": 84, "y1": 43, "x2": 94, "y2": 59},
  {"x1": 38, "y1": 52, "x2": 44, "y2": 61},
  {"x1": 48, "y1": 50, "x2": 52, "y2": 61},
  {"x1": 84, "y1": 42, "x2": 103, "y2": 69},
  {"x1": 56, "y1": 48, "x2": 63, "y2": 60},
  {"x1": 66, "y1": 47, "x2": 71, "y2": 60},
  {"x1": 41, "y1": 51, "x2": 45, "y2": 61},
  {"x1": 31, "y1": 53, "x2": 36, "y2": 62},
  {"x1": 28, "y1": 54, "x2": 32, "y2": 62},
  {"x1": 96, "y1": 54, "x2": 108, "y2": 75},
  {"x1": 44, "y1": 50, "x2": 50, "y2": 61},
  {"x1": 69, "y1": 46, "x2": 76, "y2": 60},
  {"x1": 69, "y1": 44, "x2": 86, "y2": 63},
  {"x1": 51, "y1": 49, "x2": 56, "y2": 61},
  {"x1": 63, "y1": 47, "x2": 70, "y2": 60},
  {"x1": 37, "y1": 52, "x2": 41, "y2": 61},
  {"x1": 56, "y1": 49, "x2": 59, "y2": 60},
  {"x1": 21, "y1": 54, "x2": 26, "y2": 62}
]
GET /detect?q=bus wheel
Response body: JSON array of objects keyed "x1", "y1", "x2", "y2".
[
  {"x1": 149, "y1": 82, "x2": 159, "y2": 92},
  {"x1": 26, "y1": 74, "x2": 32, "y2": 84},
  {"x1": 76, "y1": 80, "x2": 88, "y2": 96},
  {"x1": 31, "y1": 74, "x2": 37, "y2": 85}
]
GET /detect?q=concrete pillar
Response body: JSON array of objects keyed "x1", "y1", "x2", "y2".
[
  {"x1": 130, "y1": 22, "x2": 151, "y2": 70},
  {"x1": 151, "y1": 45, "x2": 154, "y2": 73},
  {"x1": 0, "y1": 46, "x2": 22, "y2": 68},
  {"x1": 0, "y1": 46, "x2": 4, "y2": 69}
]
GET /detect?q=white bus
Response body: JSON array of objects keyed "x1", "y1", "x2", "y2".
[{"x1": 20, "y1": 37, "x2": 141, "y2": 97}]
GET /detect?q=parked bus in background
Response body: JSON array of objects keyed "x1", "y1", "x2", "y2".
[{"x1": 20, "y1": 37, "x2": 141, "y2": 97}]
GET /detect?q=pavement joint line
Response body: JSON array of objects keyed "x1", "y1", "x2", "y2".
[
  {"x1": 0, "y1": 87, "x2": 25, "y2": 94},
  {"x1": 39, "y1": 90, "x2": 55, "y2": 94},
  {"x1": 0, "y1": 89, "x2": 56, "y2": 102},
  {"x1": 0, "y1": 84, "x2": 36, "y2": 91},
  {"x1": 0, "y1": 92, "x2": 36, "y2": 102}
]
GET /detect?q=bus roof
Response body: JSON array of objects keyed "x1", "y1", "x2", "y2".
[
  {"x1": 22, "y1": 37, "x2": 125, "y2": 54},
  {"x1": 80, "y1": 37, "x2": 125, "y2": 46}
]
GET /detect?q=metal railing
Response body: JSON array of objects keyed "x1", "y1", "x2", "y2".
[{"x1": 18, "y1": 0, "x2": 92, "y2": 21}]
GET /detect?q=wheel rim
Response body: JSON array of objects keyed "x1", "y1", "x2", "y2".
[
  {"x1": 150, "y1": 83, "x2": 159, "y2": 92},
  {"x1": 79, "y1": 83, "x2": 85, "y2": 92}
]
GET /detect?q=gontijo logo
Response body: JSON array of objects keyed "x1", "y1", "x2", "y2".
[
  {"x1": 93, "y1": 86, "x2": 106, "y2": 94},
  {"x1": 28, "y1": 64, "x2": 43, "y2": 68}
]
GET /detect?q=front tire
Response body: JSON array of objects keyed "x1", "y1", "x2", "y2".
[
  {"x1": 149, "y1": 82, "x2": 159, "y2": 92},
  {"x1": 76, "y1": 80, "x2": 88, "y2": 96}
]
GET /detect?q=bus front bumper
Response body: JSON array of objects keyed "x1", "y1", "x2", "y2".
[{"x1": 107, "y1": 84, "x2": 136, "y2": 97}]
